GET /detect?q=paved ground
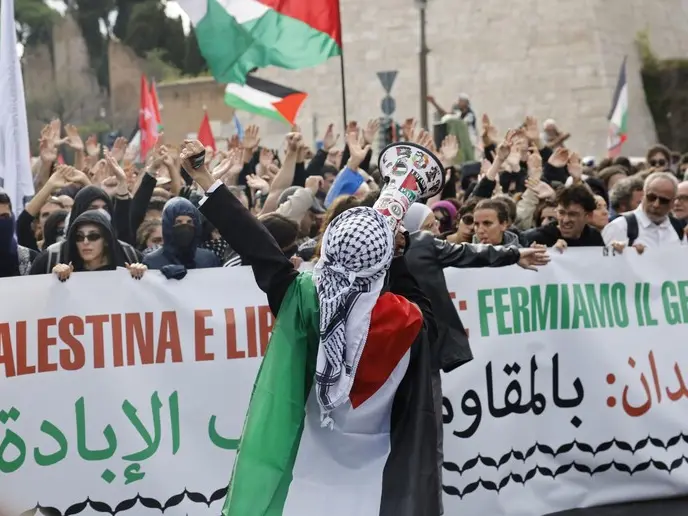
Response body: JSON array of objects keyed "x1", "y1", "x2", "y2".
[{"x1": 546, "y1": 497, "x2": 688, "y2": 515}]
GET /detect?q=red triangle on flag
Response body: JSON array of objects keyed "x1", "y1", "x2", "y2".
[
  {"x1": 272, "y1": 92, "x2": 308, "y2": 126},
  {"x1": 197, "y1": 111, "x2": 216, "y2": 151}
]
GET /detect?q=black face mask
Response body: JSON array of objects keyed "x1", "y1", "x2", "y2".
[{"x1": 172, "y1": 224, "x2": 195, "y2": 248}]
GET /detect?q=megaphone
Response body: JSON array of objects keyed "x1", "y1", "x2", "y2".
[{"x1": 373, "y1": 142, "x2": 446, "y2": 231}]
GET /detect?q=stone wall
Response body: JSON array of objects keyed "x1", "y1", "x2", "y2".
[
  {"x1": 155, "y1": 77, "x2": 237, "y2": 145},
  {"x1": 108, "y1": 38, "x2": 149, "y2": 133}
]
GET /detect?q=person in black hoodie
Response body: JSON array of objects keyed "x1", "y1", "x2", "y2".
[
  {"x1": 0, "y1": 192, "x2": 38, "y2": 277},
  {"x1": 51, "y1": 210, "x2": 147, "y2": 281},
  {"x1": 142, "y1": 197, "x2": 220, "y2": 279},
  {"x1": 30, "y1": 185, "x2": 140, "y2": 274},
  {"x1": 41, "y1": 209, "x2": 68, "y2": 250},
  {"x1": 402, "y1": 201, "x2": 550, "y2": 514},
  {"x1": 521, "y1": 183, "x2": 604, "y2": 249}
]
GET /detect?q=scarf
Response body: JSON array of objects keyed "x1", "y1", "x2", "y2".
[
  {"x1": 200, "y1": 238, "x2": 230, "y2": 262},
  {"x1": 312, "y1": 206, "x2": 394, "y2": 427}
]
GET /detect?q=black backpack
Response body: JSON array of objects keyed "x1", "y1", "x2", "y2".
[{"x1": 624, "y1": 213, "x2": 685, "y2": 246}]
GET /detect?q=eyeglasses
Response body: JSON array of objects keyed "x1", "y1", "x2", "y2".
[
  {"x1": 75, "y1": 232, "x2": 103, "y2": 243},
  {"x1": 645, "y1": 192, "x2": 672, "y2": 206},
  {"x1": 460, "y1": 214, "x2": 474, "y2": 225},
  {"x1": 676, "y1": 195, "x2": 688, "y2": 203},
  {"x1": 649, "y1": 159, "x2": 668, "y2": 168}
]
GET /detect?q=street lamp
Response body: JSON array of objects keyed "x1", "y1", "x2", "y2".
[{"x1": 415, "y1": 0, "x2": 429, "y2": 130}]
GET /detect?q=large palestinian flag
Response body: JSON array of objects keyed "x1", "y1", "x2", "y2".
[
  {"x1": 220, "y1": 272, "x2": 438, "y2": 516},
  {"x1": 225, "y1": 76, "x2": 307, "y2": 125},
  {"x1": 177, "y1": 0, "x2": 342, "y2": 85}
]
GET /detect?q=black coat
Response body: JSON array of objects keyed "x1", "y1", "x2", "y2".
[{"x1": 404, "y1": 230, "x2": 521, "y2": 373}]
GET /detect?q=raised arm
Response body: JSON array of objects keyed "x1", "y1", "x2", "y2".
[{"x1": 179, "y1": 140, "x2": 297, "y2": 315}]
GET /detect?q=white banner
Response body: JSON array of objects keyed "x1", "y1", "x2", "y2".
[{"x1": 1, "y1": 248, "x2": 687, "y2": 515}]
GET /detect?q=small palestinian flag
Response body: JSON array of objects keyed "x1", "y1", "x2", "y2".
[
  {"x1": 224, "y1": 75, "x2": 307, "y2": 125},
  {"x1": 607, "y1": 56, "x2": 628, "y2": 158}
]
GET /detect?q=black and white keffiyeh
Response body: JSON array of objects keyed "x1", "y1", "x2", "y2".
[{"x1": 312, "y1": 207, "x2": 394, "y2": 427}]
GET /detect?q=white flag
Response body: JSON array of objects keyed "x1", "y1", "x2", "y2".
[{"x1": 0, "y1": 0, "x2": 33, "y2": 214}]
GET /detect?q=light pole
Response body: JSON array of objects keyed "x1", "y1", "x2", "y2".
[{"x1": 416, "y1": 0, "x2": 429, "y2": 130}]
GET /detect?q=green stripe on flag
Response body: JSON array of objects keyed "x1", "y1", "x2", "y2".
[
  {"x1": 197, "y1": 0, "x2": 341, "y2": 85},
  {"x1": 223, "y1": 273, "x2": 320, "y2": 516},
  {"x1": 224, "y1": 91, "x2": 288, "y2": 124}
]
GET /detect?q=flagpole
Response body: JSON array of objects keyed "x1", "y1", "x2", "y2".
[{"x1": 338, "y1": 1, "x2": 347, "y2": 131}]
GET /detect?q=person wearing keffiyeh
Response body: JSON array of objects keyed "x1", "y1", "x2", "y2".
[{"x1": 181, "y1": 138, "x2": 441, "y2": 516}]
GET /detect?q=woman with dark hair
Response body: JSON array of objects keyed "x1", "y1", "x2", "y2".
[
  {"x1": 30, "y1": 185, "x2": 140, "y2": 274},
  {"x1": 136, "y1": 218, "x2": 163, "y2": 254},
  {"x1": 431, "y1": 200, "x2": 458, "y2": 234},
  {"x1": 52, "y1": 210, "x2": 146, "y2": 281},
  {"x1": 41, "y1": 209, "x2": 69, "y2": 249}
]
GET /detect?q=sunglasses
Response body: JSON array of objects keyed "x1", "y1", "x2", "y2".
[
  {"x1": 649, "y1": 159, "x2": 667, "y2": 168},
  {"x1": 460, "y1": 214, "x2": 474, "y2": 225},
  {"x1": 75, "y1": 232, "x2": 103, "y2": 243},
  {"x1": 645, "y1": 192, "x2": 672, "y2": 206}
]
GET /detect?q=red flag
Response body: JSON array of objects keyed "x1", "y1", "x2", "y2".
[
  {"x1": 197, "y1": 111, "x2": 216, "y2": 151},
  {"x1": 150, "y1": 80, "x2": 162, "y2": 131},
  {"x1": 139, "y1": 75, "x2": 158, "y2": 160}
]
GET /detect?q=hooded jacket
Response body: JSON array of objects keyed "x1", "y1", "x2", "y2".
[
  {"x1": 63, "y1": 210, "x2": 124, "y2": 271},
  {"x1": 143, "y1": 197, "x2": 220, "y2": 275},
  {"x1": 29, "y1": 188, "x2": 140, "y2": 274},
  {"x1": 67, "y1": 186, "x2": 114, "y2": 229},
  {"x1": 0, "y1": 211, "x2": 36, "y2": 277},
  {"x1": 42, "y1": 210, "x2": 68, "y2": 250}
]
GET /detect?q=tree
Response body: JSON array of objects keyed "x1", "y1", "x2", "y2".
[
  {"x1": 184, "y1": 27, "x2": 207, "y2": 76},
  {"x1": 161, "y1": 16, "x2": 186, "y2": 72},
  {"x1": 70, "y1": 0, "x2": 116, "y2": 91},
  {"x1": 15, "y1": 0, "x2": 58, "y2": 47},
  {"x1": 124, "y1": 0, "x2": 167, "y2": 57}
]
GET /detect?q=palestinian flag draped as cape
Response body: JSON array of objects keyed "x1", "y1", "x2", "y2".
[
  {"x1": 223, "y1": 272, "x2": 439, "y2": 516},
  {"x1": 177, "y1": 0, "x2": 342, "y2": 84}
]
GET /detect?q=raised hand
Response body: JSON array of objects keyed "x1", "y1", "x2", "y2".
[
  {"x1": 481, "y1": 114, "x2": 498, "y2": 144},
  {"x1": 322, "y1": 123, "x2": 339, "y2": 151},
  {"x1": 346, "y1": 130, "x2": 370, "y2": 171},
  {"x1": 243, "y1": 125, "x2": 260, "y2": 150},
  {"x1": 285, "y1": 132, "x2": 303, "y2": 153},
  {"x1": 402, "y1": 118, "x2": 416, "y2": 141},
  {"x1": 63, "y1": 124, "x2": 84, "y2": 152},
  {"x1": 246, "y1": 173, "x2": 270, "y2": 192},
  {"x1": 180, "y1": 139, "x2": 214, "y2": 190},
  {"x1": 524, "y1": 116, "x2": 540, "y2": 143},
  {"x1": 567, "y1": 151, "x2": 583, "y2": 183},
  {"x1": 363, "y1": 118, "x2": 380, "y2": 145},
  {"x1": 305, "y1": 175, "x2": 324, "y2": 195},
  {"x1": 223, "y1": 134, "x2": 237, "y2": 151},
  {"x1": 440, "y1": 134, "x2": 459, "y2": 166},
  {"x1": 548, "y1": 147, "x2": 571, "y2": 168},
  {"x1": 526, "y1": 147, "x2": 543, "y2": 178},
  {"x1": 111, "y1": 137, "x2": 128, "y2": 163},
  {"x1": 85, "y1": 135, "x2": 101, "y2": 158},
  {"x1": 495, "y1": 130, "x2": 515, "y2": 162}
]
